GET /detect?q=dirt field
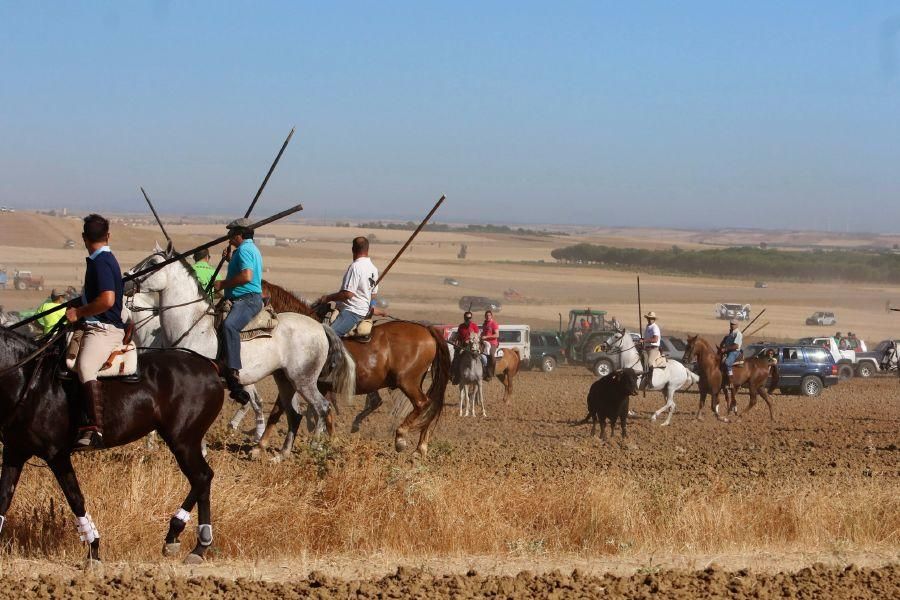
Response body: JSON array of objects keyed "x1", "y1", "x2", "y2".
[{"x1": 0, "y1": 211, "x2": 898, "y2": 596}]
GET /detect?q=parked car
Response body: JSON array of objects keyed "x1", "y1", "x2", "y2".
[
  {"x1": 441, "y1": 324, "x2": 529, "y2": 365},
  {"x1": 798, "y1": 337, "x2": 855, "y2": 380},
  {"x1": 855, "y1": 339, "x2": 899, "y2": 377},
  {"x1": 715, "y1": 302, "x2": 750, "y2": 321},
  {"x1": 754, "y1": 281, "x2": 768, "y2": 288},
  {"x1": 745, "y1": 343, "x2": 839, "y2": 396},
  {"x1": 805, "y1": 311, "x2": 837, "y2": 326},
  {"x1": 458, "y1": 296, "x2": 502, "y2": 313},
  {"x1": 443, "y1": 277, "x2": 460, "y2": 286},
  {"x1": 627, "y1": 333, "x2": 688, "y2": 363},
  {"x1": 530, "y1": 331, "x2": 564, "y2": 373}
]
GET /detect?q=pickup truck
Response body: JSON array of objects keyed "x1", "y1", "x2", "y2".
[{"x1": 855, "y1": 339, "x2": 899, "y2": 378}]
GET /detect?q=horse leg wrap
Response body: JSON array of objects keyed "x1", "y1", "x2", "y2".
[
  {"x1": 76, "y1": 514, "x2": 100, "y2": 544},
  {"x1": 174, "y1": 508, "x2": 191, "y2": 523},
  {"x1": 0, "y1": 515, "x2": 5, "y2": 534},
  {"x1": 197, "y1": 524, "x2": 213, "y2": 546}
]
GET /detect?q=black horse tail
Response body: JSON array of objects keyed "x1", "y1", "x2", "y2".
[
  {"x1": 413, "y1": 325, "x2": 449, "y2": 435},
  {"x1": 322, "y1": 323, "x2": 356, "y2": 411}
]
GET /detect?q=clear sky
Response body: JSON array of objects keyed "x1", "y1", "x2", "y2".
[{"x1": 1, "y1": 2, "x2": 899, "y2": 232}]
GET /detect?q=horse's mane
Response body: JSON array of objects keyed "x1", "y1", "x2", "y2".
[
  {"x1": 0, "y1": 326, "x2": 38, "y2": 356},
  {"x1": 262, "y1": 280, "x2": 317, "y2": 318}
]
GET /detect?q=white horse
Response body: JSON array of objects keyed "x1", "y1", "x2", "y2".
[
  {"x1": 125, "y1": 245, "x2": 355, "y2": 452},
  {"x1": 127, "y1": 290, "x2": 267, "y2": 443},
  {"x1": 603, "y1": 329, "x2": 699, "y2": 426},
  {"x1": 457, "y1": 335, "x2": 486, "y2": 417}
]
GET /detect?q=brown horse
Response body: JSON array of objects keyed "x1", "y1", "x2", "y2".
[
  {"x1": 256, "y1": 281, "x2": 449, "y2": 457},
  {"x1": 683, "y1": 335, "x2": 779, "y2": 421},
  {"x1": 493, "y1": 347, "x2": 520, "y2": 403}
]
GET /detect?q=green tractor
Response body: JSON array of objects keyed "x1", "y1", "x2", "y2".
[{"x1": 559, "y1": 308, "x2": 619, "y2": 375}]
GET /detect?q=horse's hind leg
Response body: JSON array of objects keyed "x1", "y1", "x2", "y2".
[
  {"x1": 46, "y1": 454, "x2": 100, "y2": 563},
  {"x1": 397, "y1": 377, "x2": 431, "y2": 455},
  {"x1": 756, "y1": 384, "x2": 776, "y2": 421},
  {"x1": 696, "y1": 388, "x2": 707, "y2": 420},
  {"x1": 251, "y1": 395, "x2": 284, "y2": 459},
  {"x1": 352, "y1": 391, "x2": 384, "y2": 433},
  {"x1": 166, "y1": 443, "x2": 214, "y2": 564}
]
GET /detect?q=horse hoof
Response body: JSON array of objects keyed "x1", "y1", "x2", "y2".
[
  {"x1": 650, "y1": 415, "x2": 657, "y2": 422},
  {"x1": 163, "y1": 542, "x2": 181, "y2": 557},
  {"x1": 249, "y1": 447, "x2": 262, "y2": 460},
  {"x1": 661, "y1": 421, "x2": 671, "y2": 427},
  {"x1": 183, "y1": 553, "x2": 204, "y2": 565},
  {"x1": 271, "y1": 454, "x2": 284, "y2": 464},
  {"x1": 394, "y1": 438, "x2": 408, "y2": 452},
  {"x1": 83, "y1": 557, "x2": 102, "y2": 569}
]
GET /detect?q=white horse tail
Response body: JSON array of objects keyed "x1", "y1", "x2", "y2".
[
  {"x1": 322, "y1": 324, "x2": 356, "y2": 408},
  {"x1": 683, "y1": 367, "x2": 700, "y2": 390}
]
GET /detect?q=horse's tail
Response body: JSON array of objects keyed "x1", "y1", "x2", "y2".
[
  {"x1": 767, "y1": 363, "x2": 779, "y2": 393},
  {"x1": 412, "y1": 325, "x2": 449, "y2": 434},
  {"x1": 322, "y1": 323, "x2": 356, "y2": 408}
]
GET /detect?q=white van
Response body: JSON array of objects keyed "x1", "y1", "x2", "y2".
[{"x1": 498, "y1": 325, "x2": 531, "y2": 368}]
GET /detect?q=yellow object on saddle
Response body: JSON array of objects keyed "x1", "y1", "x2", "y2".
[
  {"x1": 216, "y1": 299, "x2": 279, "y2": 342},
  {"x1": 65, "y1": 330, "x2": 138, "y2": 378},
  {"x1": 324, "y1": 302, "x2": 373, "y2": 340}
]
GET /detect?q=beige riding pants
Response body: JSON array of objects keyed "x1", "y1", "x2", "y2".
[
  {"x1": 75, "y1": 324, "x2": 125, "y2": 383},
  {"x1": 644, "y1": 347, "x2": 662, "y2": 369}
]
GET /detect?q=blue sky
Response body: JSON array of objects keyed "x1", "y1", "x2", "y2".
[{"x1": 1, "y1": 2, "x2": 899, "y2": 231}]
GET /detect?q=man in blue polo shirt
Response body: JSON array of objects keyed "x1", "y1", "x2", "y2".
[
  {"x1": 213, "y1": 218, "x2": 263, "y2": 405},
  {"x1": 65, "y1": 214, "x2": 126, "y2": 451}
]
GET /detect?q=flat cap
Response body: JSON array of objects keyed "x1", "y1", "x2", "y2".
[{"x1": 226, "y1": 218, "x2": 252, "y2": 230}]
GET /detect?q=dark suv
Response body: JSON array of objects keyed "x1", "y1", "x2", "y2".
[
  {"x1": 745, "y1": 343, "x2": 839, "y2": 397},
  {"x1": 530, "y1": 331, "x2": 564, "y2": 372},
  {"x1": 458, "y1": 296, "x2": 502, "y2": 313}
]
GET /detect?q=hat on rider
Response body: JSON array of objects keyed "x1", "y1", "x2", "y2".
[
  {"x1": 644, "y1": 311, "x2": 657, "y2": 320},
  {"x1": 50, "y1": 289, "x2": 65, "y2": 300},
  {"x1": 463, "y1": 311, "x2": 473, "y2": 320},
  {"x1": 226, "y1": 218, "x2": 252, "y2": 230},
  {"x1": 729, "y1": 319, "x2": 739, "y2": 326}
]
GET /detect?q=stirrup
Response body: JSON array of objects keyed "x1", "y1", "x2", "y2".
[{"x1": 229, "y1": 387, "x2": 251, "y2": 406}]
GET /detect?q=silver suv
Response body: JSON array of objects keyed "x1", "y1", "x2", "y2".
[{"x1": 805, "y1": 311, "x2": 837, "y2": 326}]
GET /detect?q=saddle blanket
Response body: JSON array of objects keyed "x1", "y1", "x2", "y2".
[
  {"x1": 66, "y1": 330, "x2": 138, "y2": 378},
  {"x1": 216, "y1": 300, "x2": 279, "y2": 342}
]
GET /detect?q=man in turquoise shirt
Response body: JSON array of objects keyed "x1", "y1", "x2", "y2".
[{"x1": 213, "y1": 218, "x2": 263, "y2": 405}]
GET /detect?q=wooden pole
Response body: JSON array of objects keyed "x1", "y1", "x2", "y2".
[
  {"x1": 375, "y1": 194, "x2": 446, "y2": 287},
  {"x1": 741, "y1": 307, "x2": 766, "y2": 333},
  {"x1": 636, "y1": 275, "x2": 642, "y2": 334}
]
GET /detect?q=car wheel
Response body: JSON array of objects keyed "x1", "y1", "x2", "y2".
[
  {"x1": 800, "y1": 375, "x2": 823, "y2": 397},
  {"x1": 837, "y1": 364, "x2": 853, "y2": 381},
  {"x1": 856, "y1": 363, "x2": 875, "y2": 378},
  {"x1": 593, "y1": 358, "x2": 613, "y2": 378},
  {"x1": 15, "y1": 281, "x2": 26, "y2": 290},
  {"x1": 541, "y1": 356, "x2": 556, "y2": 373}
]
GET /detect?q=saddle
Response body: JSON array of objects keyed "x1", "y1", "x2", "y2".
[
  {"x1": 63, "y1": 321, "x2": 140, "y2": 381},
  {"x1": 215, "y1": 299, "x2": 279, "y2": 342},
  {"x1": 323, "y1": 302, "x2": 373, "y2": 342}
]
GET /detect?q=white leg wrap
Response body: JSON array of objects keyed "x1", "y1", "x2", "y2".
[
  {"x1": 174, "y1": 508, "x2": 191, "y2": 523},
  {"x1": 76, "y1": 514, "x2": 99, "y2": 544},
  {"x1": 0, "y1": 515, "x2": 5, "y2": 534},
  {"x1": 197, "y1": 524, "x2": 213, "y2": 546}
]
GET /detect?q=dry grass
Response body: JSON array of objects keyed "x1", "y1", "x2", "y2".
[{"x1": 3, "y1": 438, "x2": 896, "y2": 563}]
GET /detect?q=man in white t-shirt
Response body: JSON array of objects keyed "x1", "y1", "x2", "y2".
[
  {"x1": 319, "y1": 236, "x2": 382, "y2": 336},
  {"x1": 640, "y1": 311, "x2": 662, "y2": 390}
]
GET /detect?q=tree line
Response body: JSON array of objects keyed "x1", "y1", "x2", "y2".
[
  {"x1": 549, "y1": 244, "x2": 900, "y2": 283},
  {"x1": 335, "y1": 221, "x2": 568, "y2": 237}
]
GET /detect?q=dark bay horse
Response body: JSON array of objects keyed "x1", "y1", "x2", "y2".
[
  {"x1": 683, "y1": 335, "x2": 779, "y2": 421},
  {"x1": 255, "y1": 281, "x2": 449, "y2": 457},
  {"x1": 0, "y1": 327, "x2": 223, "y2": 564}
]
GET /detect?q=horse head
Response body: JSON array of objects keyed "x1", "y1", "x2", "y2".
[{"x1": 683, "y1": 334, "x2": 699, "y2": 363}]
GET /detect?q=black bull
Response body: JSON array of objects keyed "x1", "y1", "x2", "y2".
[{"x1": 0, "y1": 326, "x2": 223, "y2": 564}]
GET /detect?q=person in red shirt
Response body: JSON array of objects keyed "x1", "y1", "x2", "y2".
[
  {"x1": 451, "y1": 311, "x2": 480, "y2": 384},
  {"x1": 482, "y1": 310, "x2": 500, "y2": 381}
]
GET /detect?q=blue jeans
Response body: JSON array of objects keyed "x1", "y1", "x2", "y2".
[
  {"x1": 331, "y1": 309, "x2": 364, "y2": 336},
  {"x1": 724, "y1": 350, "x2": 740, "y2": 372},
  {"x1": 222, "y1": 293, "x2": 263, "y2": 370}
]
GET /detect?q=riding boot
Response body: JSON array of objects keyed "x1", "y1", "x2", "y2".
[
  {"x1": 450, "y1": 354, "x2": 460, "y2": 385},
  {"x1": 225, "y1": 369, "x2": 251, "y2": 405},
  {"x1": 74, "y1": 380, "x2": 105, "y2": 452},
  {"x1": 483, "y1": 354, "x2": 494, "y2": 381}
]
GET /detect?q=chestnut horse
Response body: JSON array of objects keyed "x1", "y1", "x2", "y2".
[
  {"x1": 492, "y1": 347, "x2": 520, "y2": 403},
  {"x1": 683, "y1": 335, "x2": 779, "y2": 421},
  {"x1": 256, "y1": 281, "x2": 449, "y2": 457}
]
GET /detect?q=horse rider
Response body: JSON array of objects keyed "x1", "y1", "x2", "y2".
[
  {"x1": 639, "y1": 311, "x2": 661, "y2": 390},
  {"x1": 318, "y1": 236, "x2": 381, "y2": 337},
  {"x1": 719, "y1": 318, "x2": 743, "y2": 384},
  {"x1": 192, "y1": 248, "x2": 221, "y2": 300},
  {"x1": 65, "y1": 214, "x2": 126, "y2": 451},
  {"x1": 481, "y1": 309, "x2": 500, "y2": 381},
  {"x1": 36, "y1": 289, "x2": 67, "y2": 335},
  {"x1": 213, "y1": 218, "x2": 264, "y2": 406},
  {"x1": 450, "y1": 311, "x2": 480, "y2": 385}
]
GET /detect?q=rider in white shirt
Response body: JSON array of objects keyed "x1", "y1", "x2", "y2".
[
  {"x1": 319, "y1": 237, "x2": 382, "y2": 336},
  {"x1": 640, "y1": 311, "x2": 661, "y2": 389}
]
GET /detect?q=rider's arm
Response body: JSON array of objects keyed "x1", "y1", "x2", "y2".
[
  {"x1": 215, "y1": 269, "x2": 252, "y2": 291},
  {"x1": 66, "y1": 291, "x2": 114, "y2": 321}
]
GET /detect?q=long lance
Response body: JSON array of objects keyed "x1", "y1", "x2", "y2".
[
  {"x1": 374, "y1": 194, "x2": 446, "y2": 287},
  {"x1": 741, "y1": 307, "x2": 766, "y2": 333},
  {"x1": 746, "y1": 321, "x2": 769, "y2": 337},
  {"x1": 141, "y1": 187, "x2": 173, "y2": 245},
  {"x1": 636, "y1": 275, "x2": 642, "y2": 334},
  {"x1": 8, "y1": 203, "x2": 304, "y2": 330},
  {"x1": 205, "y1": 127, "x2": 296, "y2": 293}
]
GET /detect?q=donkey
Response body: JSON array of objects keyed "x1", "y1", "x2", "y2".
[{"x1": 458, "y1": 335, "x2": 486, "y2": 417}]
